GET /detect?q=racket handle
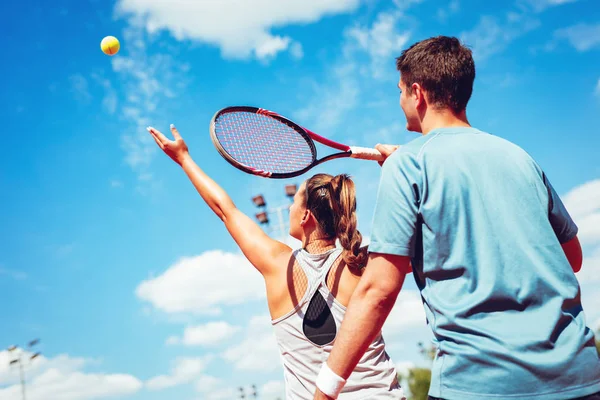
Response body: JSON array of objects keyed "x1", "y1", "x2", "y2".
[{"x1": 349, "y1": 146, "x2": 385, "y2": 162}]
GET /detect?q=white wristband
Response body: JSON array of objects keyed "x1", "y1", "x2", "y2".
[{"x1": 316, "y1": 363, "x2": 346, "y2": 399}]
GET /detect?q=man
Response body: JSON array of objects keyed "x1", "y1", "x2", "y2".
[{"x1": 313, "y1": 36, "x2": 600, "y2": 400}]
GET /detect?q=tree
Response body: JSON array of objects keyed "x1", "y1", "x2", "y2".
[
  {"x1": 595, "y1": 331, "x2": 599, "y2": 356},
  {"x1": 407, "y1": 368, "x2": 432, "y2": 400},
  {"x1": 397, "y1": 342, "x2": 435, "y2": 399}
]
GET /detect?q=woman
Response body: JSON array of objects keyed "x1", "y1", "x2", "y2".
[{"x1": 147, "y1": 124, "x2": 406, "y2": 400}]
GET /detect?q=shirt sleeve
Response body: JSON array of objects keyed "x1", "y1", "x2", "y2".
[
  {"x1": 543, "y1": 173, "x2": 578, "y2": 244},
  {"x1": 368, "y1": 150, "x2": 421, "y2": 257}
]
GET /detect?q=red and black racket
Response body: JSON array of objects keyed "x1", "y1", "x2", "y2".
[{"x1": 209, "y1": 106, "x2": 384, "y2": 179}]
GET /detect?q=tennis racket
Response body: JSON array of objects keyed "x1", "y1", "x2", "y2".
[{"x1": 209, "y1": 106, "x2": 384, "y2": 179}]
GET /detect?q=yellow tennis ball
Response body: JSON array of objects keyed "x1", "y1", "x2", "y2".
[{"x1": 101, "y1": 36, "x2": 120, "y2": 56}]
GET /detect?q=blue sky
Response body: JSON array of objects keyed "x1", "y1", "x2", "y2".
[{"x1": 1, "y1": 0, "x2": 599, "y2": 399}]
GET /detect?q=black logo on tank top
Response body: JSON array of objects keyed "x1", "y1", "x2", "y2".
[{"x1": 303, "y1": 290, "x2": 337, "y2": 346}]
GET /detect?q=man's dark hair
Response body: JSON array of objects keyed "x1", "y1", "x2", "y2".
[{"x1": 396, "y1": 36, "x2": 475, "y2": 114}]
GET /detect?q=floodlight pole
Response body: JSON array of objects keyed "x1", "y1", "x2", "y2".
[
  {"x1": 17, "y1": 354, "x2": 25, "y2": 400},
  {"x1": 7, "y1": 339, "x2": 41, "y2": 400}
]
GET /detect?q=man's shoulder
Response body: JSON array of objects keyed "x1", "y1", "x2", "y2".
[
  {"x1": 395, "y1": 127, "x2": 530, "y2": 158},
  {"x1": 390, "y1": 127, "x2": 475, "y2": 158},
  {"x1": 386, "y1": 135, "x2": 431, "y2": 165},
  {"x1": 400, "y1": 134, "x2": 432, "y2": 154}
]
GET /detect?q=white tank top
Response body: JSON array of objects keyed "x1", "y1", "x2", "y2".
[{"x1": 271, "y1": 248, "x2": 406, "y2": 400}]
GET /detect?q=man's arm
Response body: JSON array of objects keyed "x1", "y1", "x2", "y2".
[
  {"x1": 312, "y1": 145, "x2": 420, "y2": 399},
  {"x1": 314, "y1": 253, "x2": 411, "y2": 399},
  {"x1": 542, "y1": 173, "x2": 580, "y2": 273}
]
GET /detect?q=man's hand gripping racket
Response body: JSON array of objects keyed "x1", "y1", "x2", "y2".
[{"x1": 209, "y1": 106, "x2": 386, "y2": 179}]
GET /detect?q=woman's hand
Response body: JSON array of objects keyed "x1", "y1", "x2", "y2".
[
  {"x1": 147, "y1": 124, "x2": 291, "y2": 280},
  {"x1": 147, "y1": 124, "x2": 190, "y2": 166}
]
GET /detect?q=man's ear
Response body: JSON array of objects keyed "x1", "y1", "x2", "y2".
[{"x1": 412, "y1": 82, "x2": 426, "y2": 108}]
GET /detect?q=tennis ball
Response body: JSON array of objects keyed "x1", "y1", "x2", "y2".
[{"x1": 101, "y1": 36, "x2": 120, "y2": 56}]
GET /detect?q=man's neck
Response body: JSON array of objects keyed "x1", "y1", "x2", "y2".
[{"x1": 420, "y1": 108, "x2": 471, "y2": 135}]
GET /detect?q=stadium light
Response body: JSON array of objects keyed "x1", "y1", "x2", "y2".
[
  {"x1": 252, "y1": 184, "x2": 297, "y2": 239},
  {"x1": 255, "y1": 211, "x2": 269, "y2": 225},
  {"x1": 285, "y1": 184, "x2": 297, "y2": 198},
  {"x1": 252, "y1": 195, "x2": 266, "y2": 208}
]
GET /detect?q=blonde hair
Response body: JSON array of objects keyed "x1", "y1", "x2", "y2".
[{"x1": 304, "y1": 173, "x2": 367, "y2": 273}]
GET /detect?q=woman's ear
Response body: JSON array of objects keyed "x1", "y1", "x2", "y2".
[{"x1": 300, "y1": 209, "x2": 311, "y2": 226}]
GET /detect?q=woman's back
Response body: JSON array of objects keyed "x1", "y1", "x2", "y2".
[{"x1": 270, "y1": 247, "x2": 405, "y2": 400}]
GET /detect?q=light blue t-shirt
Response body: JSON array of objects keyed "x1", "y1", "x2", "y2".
[{"x1": 369, "y1": 127, "x2": 600, "y2": 400}]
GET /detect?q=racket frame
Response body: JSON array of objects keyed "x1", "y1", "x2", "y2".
[{"x1": 209, "y1": 106, "x2": 371, "y2": 179}]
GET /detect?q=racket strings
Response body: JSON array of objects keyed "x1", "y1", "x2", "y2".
[{"x1": 214, "y1": 112, "x2": 315, "y2": 174}]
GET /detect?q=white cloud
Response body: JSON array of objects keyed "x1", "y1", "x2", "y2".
[
  {"x1": 0, "y1": 351, "x2": 141, "y2": 400},
  {"x1": 0, "y1": 267, "x2": 27, "y2": 281},
  {"x1": 524, "y1": 0, "x2": 579, "y2": 12},
  {"x1": 392, "y1": 0, "x2": 424, "y2": 10},
  {"x1": 204, "y1": 388, "x2": 238, "y2": 400},
  {"x1": 437, "y1": 0, "x2": 460, "y2": 22},
  {"x1": 295, "y1": 62, "x2": 360, "y2": 134},
  {"x1": 115, "y1": 0, "x2": 362, "y2": 61},
  {"x1": 222, "y1": 315, "x2": 281, "y2": 372},
  {"x1": 194, "y1": 375, "x2": 221, "y2": 393},
  {"x1": 290, "y1": 42, "x2": 305, "y2": 60},
  {"x1": 563, "y1": 179, "x2": 600, "y2": 220},
  {"x1": 110, "y1": 179, "x2": 123, "y2": 188},
  {"x1": 136, "y1": 250, "x2": 265, "y2": 315},
  {"x1": 148, "y1": 364, "x2": 254, "y2": 399},
  {"x1": 563, "y1": 179, "x2": 600, "y2": 247},
  {"x1": 560, "y1": 179, "x2": 600, "y2": 286},
  {"x1": 581, "y1": 281, "x2": 600, "y2": 331},
  {"x1": 69, "y1": 74, "x2": 92, "y2": 104},
  {"x1": 55, "y1": 243, "x2": 75, "y2": 257},
  {"x1": 295, "y1": 7, "x2": 412, "y2": 133},
  {"x1": 165, "y1": 336, "x2": 179, "y2": 346},
  {"x1": 576, "y1": 213, "x2": 600, "y2": 247},
  {"x1": 578, "y1": 246, "x2": 600, "y2": 285},
  {"x1": 394, "y1": 360, "x2": 417, "y2": 380},
  {"x1": 166, "y1": 321, "x2": 241, "y2": 347},
  {"x1": 346, "y1": 11, "x2": 411, "y2": 79},
  {"x1": 460, "y1": 14, "x2": 540, "y2": 60},
  {"x1": 146, "y1": 357, "x2": 208, "y2": 391},
  {"x1": 382, "y1": 290, "x2": 428, "y2": 337},
  {"x1": 378, "y1": 289, "x2": 434, "y2": 374},
  {"x1": 186, "y1": 320, "x2": 284, "y2": 399},
  {"x1": 197, "y1": 380, "x2": 285, "y2": 400},
  {"x1": 91, "y1": 72, "x2": 118, "y2": 114},
  {"x1": 552, "y1": 23, "x2": 600, "y2": 52},
  {"x1": 255, "y1": 35, "x2": 293, "y2": 61},
  {"x1": 194, "y1": 375, "x2": 237, "y2": 400},
  {"x1": 261, "y1": 380, "x2": 286, "y2": 400},
  {"x1": 106, "y1": 21, "x2": 190, "y2": 187},
  {"x1": 361, "y1": 121, "x2": 416, "y2": 148},
  {"x1": 0, "y1": 352, "x2": 83, "y2": 386}
]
